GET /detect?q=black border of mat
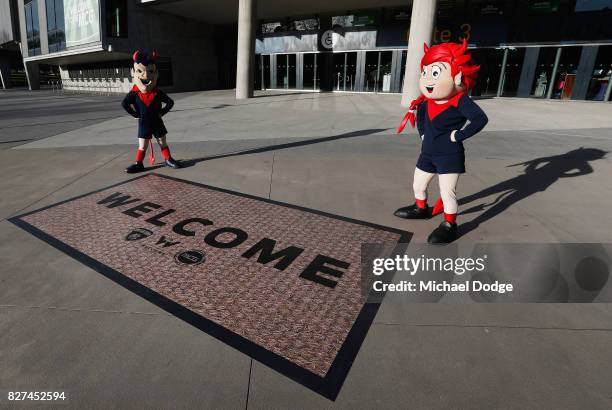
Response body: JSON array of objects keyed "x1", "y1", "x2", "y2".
[{"x1": 8, "y1": 173, "x2": 412, "y2": 401}]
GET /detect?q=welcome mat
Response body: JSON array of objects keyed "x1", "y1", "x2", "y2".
[{"x1": 9, "y1": 173, "x2": 411, "y2": 399}]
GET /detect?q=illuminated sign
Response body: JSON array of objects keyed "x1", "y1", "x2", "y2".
[{"x1": 64, "y1": 0, "x2": 100, "y2": 47}]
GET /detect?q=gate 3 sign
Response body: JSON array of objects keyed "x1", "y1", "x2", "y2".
[{"x1": 9, "y1": 173, "x2": 410, "y2": 400}]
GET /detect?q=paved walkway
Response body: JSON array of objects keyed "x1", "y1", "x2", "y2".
[{"x1": 1, "y1": 90, "x2": 612, "y2": 408}]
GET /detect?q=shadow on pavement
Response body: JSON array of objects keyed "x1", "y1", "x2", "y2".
[
  {"x1": 458, "y1": 147, "x2": 607, "y2": 237},
  {"x1": 143, "y1": 128, "x2": 389, "y2": 171}
]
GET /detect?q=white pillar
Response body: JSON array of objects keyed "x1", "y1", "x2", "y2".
[
  {"x1": 401, "y1": 0, "x2": 438, "y2": 107},
  {"x1": 236, "y1": 0, "x2": 257, "y2": 99}
]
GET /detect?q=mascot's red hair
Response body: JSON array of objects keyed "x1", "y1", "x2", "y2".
[
  {"x1": 398, "y1": 39, "x2": 480, "y2": 133},
  {"x1": 394, "y1": 39, "x2": 488, "y2": 244}
]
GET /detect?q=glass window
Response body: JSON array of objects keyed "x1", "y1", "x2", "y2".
[
  {"x1": 364, "y1": 51, "x2": 378, "y2": 92},
  {"x1": 262, "y1": 55, "x2": 270, "y2": 89},
  {"x1": 255, "y1": 54, "x2": 272, "y2": 90},
  {"x1": 333, "y1": 52, "x2": 357, "y2": 91},
  {"x1": 46, "y1": 0, "x2": 65, "y2": 52},
  {"x1": 25, "y1": 0, "x2": 41, "y2": 56},
  {"x1": 333, "y1": 53, "x2": 344, "y2": 90},
  {"x1": 363, "y1": 51, "x2": 393, "y2": 93},
  {"x1": 293, "y1": 18, "x2": 319, "y2": 31},
  {"x1": 332, "y1": 12, "x2": 378, "y2": 28},
  {"x1": 399, "y1": 50, "x2": 407, "y2": 92},
  {"x1": 261, "y1": 22, "x2": 281, "y2": 34},
  {"x1": 156, "y1": 57, "x2": 173, "y2": 87},
  {"x1": 255, "y1": 54, "x2": 262, "y2": 90},
  {"x1": 346, "y1": 53, "x2": 357, "y2": 91},
  {"x1": 303, "y1": 53, "x2": 318, "y2": 90},
  {"x1": 500, "y1": 48, "x2": 526, "y2": 97},
  {"x1": 378, "y1": 51, "x2": 393, "y2": 92},
  {"x1": 106, "y1": 0, "x2": 128, "y2": 38},
  {"x1": 276, "y1": 54, "x2": 287, "y2": 88},
  {"x1": 469, "y1": 48, "x2": 505, "y2": 97},
  {"x1": 528, "y1": 47, "x2": 560, "y2": 98},
  {"x1": 551, "y1": 46, "x2": 582, "y2": 99},
  {"x1": 275, "y1": 54, "x2": 295, "y2": 89},
  {"x1": 260, "y1": 17, "x2": 317, "y2": 34},
  {"x1": 586, "y1": 46, "x2": 612, "y2": 101},
  {"x1": 288, "y1": 54, "x2": 296, "y2": 88}
]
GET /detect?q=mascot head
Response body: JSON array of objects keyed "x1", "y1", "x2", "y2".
[
  {"x1": 419, "y1": 39, "x2": 480, "y2": 100},
  {"x1": 131, "y1": 50, "x2": 159, "y2": 93}
]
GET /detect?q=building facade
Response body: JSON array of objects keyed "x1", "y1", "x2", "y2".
[
  {"x1": 12, "y1": 0, "x2": 612, "y2": 102},
  {"x1": 253, "y1": 0, "x2": 612, "y2": 101},
  {"x1": 16, "y1": 0, "x2": 227, "y2": 93},
  {"x1": 0, "y1": 0, "x2": 23, "y2": 88}
]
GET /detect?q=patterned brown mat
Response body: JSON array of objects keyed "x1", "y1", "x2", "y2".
[{"x1": 10, "y1": 173, "x2": 411, "y2": 399}]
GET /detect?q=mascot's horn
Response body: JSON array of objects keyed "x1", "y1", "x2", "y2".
[
  {"x1": 458, "y1": 38, "x2": 468, "y2": 55},
  {"x1": 423, "y1": 43, "x2": 429, "y2": 53},
  {"x1": 151, "y1": 51, "x2": 159, "y2": 62},
  {"x1": 132, "y1": 49, "x2": 141, "y2": 62}
]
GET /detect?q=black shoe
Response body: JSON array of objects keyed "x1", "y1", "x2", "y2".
[
  {"x1": 165, "y1": 157, "x2": 182, "y2": 169},
  {"x1": 427, "y1": 221, "x2": 458, "y2": 244},
  {"x1": 126, "y1": 162, "x2": 145, "y2": 174},
  {"x1": 394, "y1": 204, "x2": 431, "y2": 219}
]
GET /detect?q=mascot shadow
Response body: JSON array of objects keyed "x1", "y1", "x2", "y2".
[
  {"x1": 142, "y1": 128, "x2": 389, "y2": 171},
  {"x1": 458, "y1": 148, "x2": 607, "y2": 237}
]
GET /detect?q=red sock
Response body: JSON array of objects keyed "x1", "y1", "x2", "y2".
[
  {"x1": 444, "y1": 213, "x2": 457, "y2": 223},
  {"x1": 135, "y1": 149, "x2": 145, "y2": 163},
  {"x1": 161, "y1": 146, "x2": 171, "y2": 160},
  {"x1": 415, "y1": 198, "x2": 427, "y2": 209}
]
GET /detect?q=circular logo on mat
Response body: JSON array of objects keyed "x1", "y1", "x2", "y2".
[
  {"x1": 175, "y1": 250, "x2": 206, "y2": 266},
  {"x1": 125, "y1": 228, "x2": 153, "y2": 241}
]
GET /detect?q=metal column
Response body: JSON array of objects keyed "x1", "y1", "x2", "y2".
[
  {"x1": 546, "y1": 47, "x2": 563, "y2": 99},
  {"x1": 497, "y1": 48, "x2": 509, "y2": 97},
  {"x1": 571, "y1": 45, "x2": 599, "y2": 100},
  {"x1": 517, "y1": 47, "x2": 540, "y2": 97}
]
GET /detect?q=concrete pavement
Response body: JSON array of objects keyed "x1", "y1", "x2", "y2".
[{"x1": 1, "y1": 89, "x2": 612, "y2": 408}]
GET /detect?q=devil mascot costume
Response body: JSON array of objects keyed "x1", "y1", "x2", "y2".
[
  {"x1": 122, "y1": 50, "x2": 182, "y2": 173},
  {"x1": 396, "y1": 39, "x2": 488, "y2": 244}
]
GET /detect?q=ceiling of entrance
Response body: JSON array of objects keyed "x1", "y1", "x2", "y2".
[{"x1": 143, "y1": 0, "x2": 411, "y2": 24}]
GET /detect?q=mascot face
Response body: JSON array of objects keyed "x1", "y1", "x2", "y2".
[
  {"x1": 131, "y1": 50, "x2": 159, "y2": 93},
  {"x1": 417, "y1": 40, "x2": 480, "y2": 101},
  {"x1": 132, "y1": 62, "x2": 158, "y2": 93},
  {"x1": 419, "y1": 61, "x2": 462, "y2": 100}
]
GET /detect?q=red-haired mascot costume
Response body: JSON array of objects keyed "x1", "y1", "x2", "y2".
[
  {"x1": 396, "y1": 40, "x2": 488, "y2": 243},
  {"x1": 122, "y1": 50, "x2": 181, "y2": 173}
]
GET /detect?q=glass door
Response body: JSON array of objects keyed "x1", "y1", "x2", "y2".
[
  {"x1": 586, "y1": 46, "x2": 612, "y2": 101},
  {"x1": 364, "y1": 51, "x2": 378, "y2": 92},
  {"x1": 275, "y1": 54, "x2": 297, "y2": 89},
  {"x1": 303, "y1": 53, "x2": 318, "y2": 90},
  {"x1": 364, "y1": 51, "x2": 393, "y2": 93},
  {"x1": 287, "y1": 54, "x2": 296, "y2": 89},
  {"x1": 378, "y1": 51, "x2": 393, "y2": 92},
  {"x1": 255, "y1": 54, "x2": 262, "y2": 90},
  {"x1": 258, "y1": 54, "x2": 270, "y2": 90},
  {"x1": 551, "y1": 46, "x2": 582, "y2": 99},
  {"x1": 530, "y1": 47, "x2": 559, "y2": 98},
  {"x1": 333, "y1": 52, "x2": 357, "y2": 91},
  {"x1": 470, "y1": 48, "x2": 505, "y2": 97},
  {"x1": 500, "y1": 48, "x2": 526, "y2": 97}
]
